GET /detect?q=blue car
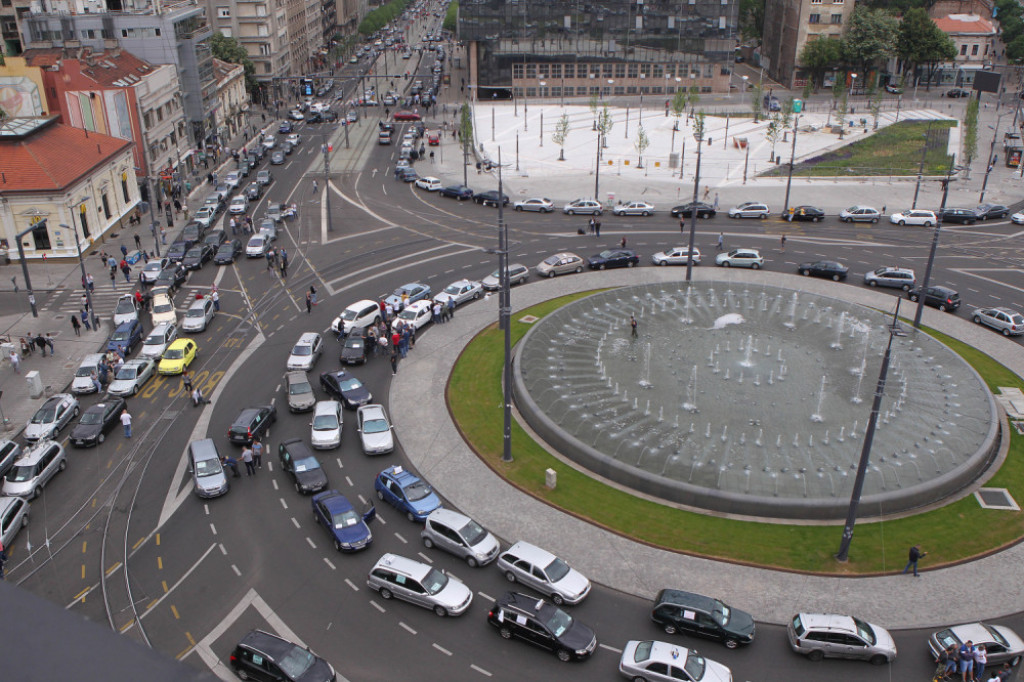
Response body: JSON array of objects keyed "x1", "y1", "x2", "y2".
[
  {"x1": 374, "y1": 465, "x2": 442, "y2": 522},
  {"x1": 278, "y1": 121, "x2": 293, "y2": 134},
  {"x1": 383, "y1": 282, "x2": 432, "y2": 310},
  {"x1": 107, "y1": 319, "x2": 144, "y2": 356},
  {"x1": 312, "y1": 490, "x2": 375, "y2": 552}
]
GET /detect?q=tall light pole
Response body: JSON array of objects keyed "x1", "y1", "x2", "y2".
[
  {"x1": 913, "y1": 158, "x2": 957, "y2": 329},
  {"x1": 60, "y1": 220, "x2": 98, "y2": 329},
  {"x1": 594, "y1": 130, "x2": 602, "y2": 200},
  {"x1": 782, "y1": 115, "x2": 800, "y2": 215},
  {"x1": 14, "y1": 220, "x2": 42, "y2": 317},
  {"x1": 980, "y1": 113, "x2": 1006, "y2": 203},
  {"x1": 836, "y1": 300, "x2": 906, "y2": 563},
  {"x1": 496, "y1": 148, "x2": 512, "y2": 464},
  {"x1": 685, "y1": 113, "x2": 705, "y2": 283},
  {"x1": 911, "y1": 131, "x2": 930, "y2": 209}
]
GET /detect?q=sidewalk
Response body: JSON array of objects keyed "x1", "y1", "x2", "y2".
[{"x1": 390, "y1": 267, "x2": 1024, "y2": 629}]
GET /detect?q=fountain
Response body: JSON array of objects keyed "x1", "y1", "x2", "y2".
[{"x1": 513, "y1": 282, "x2": 999, "y2": 520}]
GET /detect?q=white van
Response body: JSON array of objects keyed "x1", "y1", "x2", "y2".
[
  {"x1": 72, "y1": 353, "x2": 106, "y2": 395},
  {"x1": 330, "y1": 299, "x2": 381, "y2": 335}
]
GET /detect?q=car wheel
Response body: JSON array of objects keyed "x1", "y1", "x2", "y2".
[
  {"x1": 33, "y1": 485, "x2": 42, "y2": 500},
  {"x1": 832, "y1": 274, "x2": 841, "y2": 282},
  {"x1": 724, "y1": 639, "x2": 739, "y2": 650},
  {"x1": 660, "y1": 260, "x2": 668, "y2": 267},
  {"x1": 898, "y1": 220, "x2": 906, "y2": 226},
  {"x1": 642, "y1": 211, "x2": 650, "y2": 216},
  {"x1": 802, "y1": 270, "x2": 810, "y2": 276},
  {"x1": 574, "y1": 266, "x2": 583, "y2": 273},
  {"x1": 505, "y1": 570, "x2": 517, "y2": 583},
  {"x1": 909, "y1": 294, "x2": 918, "y2": 302},
  {"x1": 870, "y1": 654, "x2": 888, "y2": 666},
  {"x1": 433, "y1": 605, "x2": 448, "y2": 617},
  {"x1": 842, "y1": 217, "x2": 849, "y2": 222},
  {"x1": 567, "y1": 209, "x2": 575, "y2": 215},
  {"x1": 700, "y1": 212, "x2": 710, "y2": 219},
  {"x1": 59, "y1": 458, "x2": 67, "y2": 471},
  {"x1": 721, "y1": 261, "x2": 730, "y2": 267},
  {"x1": 294, "y1": 482, "x2": 302, "y2": 494},
  {"x1": 1003, "y1": 328, "x2": 1011, "y2": 336},
  {"x1": 1012, "y1": 656, "x2": 1022, "y2": 666},
  {"x1": 98, "y1": 433, "x2": 105, "y2": 444},
  {"x1": 379, "y1": 588, "x2": 393, "y2": 600},
  {"x1": 871, "y1": 218, "x2": 879, "y2": 223},
  {"x1": 515, "y1": 205, "x2": 522, "y2": 211},
  {"x1": 551, "y1": 593, "x2": 564, "y2": 605},
  {"x1": 237, "y1": 670, "x2": 251, "y2": 680},
  {"x1": 377, "y1": 489, "x2": 384, "y2": 500},
  {"x1": 761, "y1": 213, "x2": 768, "y2": 219},
  {"x1": 21, "y1": 514, "x2": 28, "y2": 528},
  {"x1": 868, "y1": 281, "x2": 877, "y2": 287},
  {"x1": 981, "y1": 214, "x2": 988, "y2": 220},
  {"x1": 473, "y1": 291, "x2": 481, "y2": 299},
  {"x1": 815, "y1": 216, "x2": 823, "y2": 222},
  {"x1": 557, "y1": 649, "x2": 572, "y2": 662},
  {"x1": 924, "y1": 221, "x2": 932, "y2": 227},
  {"x1": 334, "y1": 539, "x2": 344, "y2": 552},
  {"x1": 465, "y1": 555, "x2": 478, "y2": 568},
  {"x1": 406, "y1": 511, "x2": 416, "y2": 522},
  {"x1": 901, "y1": 284, "x2": 911, "y2": 291},
  {"x1": 973, "y1": 316, "x2": 982, "y2": 324},
  {"x1": 598, "y1": 264, "x2": 606, "y2": 270},
  {"x1": 499, "y1": 627, "x2": 512, "y2": 640},
  {"x1": 663, "y1": 624, "x2": 677, "y2": 635},
  {"x1": 547, "y1": 271, "x2": 556, "y2": 278},
  {"x1": 751, "y1": 263, "x2": 760, "y2": 270},
  {"x1": 423, "y1": 536, "x2": 434, "y2": 549},
  {"x1": 807, "y1": 650, "x2": 824, "y2": 662},
  {"x1": 627, "y1": 261, "x2": 635, "y2": 268},
  {"x1": 132, "y1": 385, "x2": 139, "y2": 395}
]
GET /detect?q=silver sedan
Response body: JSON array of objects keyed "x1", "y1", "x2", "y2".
[
  {"x1": 514, "y1": 197, "x2": 555, "y2": 212},
  {"x1": 652, "y1": 247, "x2": 701, "y2": 266}
]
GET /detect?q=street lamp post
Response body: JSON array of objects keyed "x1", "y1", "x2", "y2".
[
  {"x1": 594, "y1": 130, "x2": 602, "y2": 200},
  {"x1": 59, "y1": 221, "x2": 98, "y2": 329},
  {"x1": 539, "y1": 81, "x2": 546, "y2": 147},
  {"x1": 912, "y1": 130, "x2": 930, "y2": 209},
  {"x1": 836, "y1": 299, "x2": 906, "y2": 563},
  {"x1": 980, "y1": 114, "x2": 1006, "y2": 203},
  {"x1": 495, "y1": 148, "x2": 513, "y2": 464},
  {"x1": 913, "y1": 158, "x2": 957, "y2": 329},
  {"x1": 782, "y1": 115, "x2": 800, "y2": 215},
  {"x1": 685, "y1": 115, "x2": 704, "y2": 283},
  {"x1": 13, "y1": 221, "x2": 42, "y2": 317}
]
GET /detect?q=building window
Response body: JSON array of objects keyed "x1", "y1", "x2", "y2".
[
  {"x1": 551, "y1": 86, "x2": 561, "y2": 98},
  {"x1": 960, "y1": 44, "x2": 967, "y2": 56},
  {"x1": 640, "y1": 64, "x2": 651, "y2": 78},
  {"x1": 538, "y1": 64, "x2": 549, "y2": 78},
  {"x1": 551, "y1": 64, "x2": 561, "y2": 78},
  {"x1": 526, "y1": 64, "x2": 536, "y2": 79},
  {"x1": 971, "y1": 44, "x2": 979, "y2": 56},
  {"x1": 564, "y1": 64, "x2": 574, "y2": 78},
  {"x1": 626, "y1": 86, "x2": 637, "y2": 94},
  {"x1": 260, "y1": 43, "x2": 272, "y2": 55},
  {"x1": 830, "y1": 14, "x2": 842, "y2": 23},
  {"x1": 525, "y1": 87, "x2": 536, "y2": 97},
  {"x1": 221, "y1": 28, "x2": 232, "y2": 38},
  {"x1": 653, "y1": 64, "x2": 664, "y2": 78},
  {"x1": 101, "y1": 193, "x2": 112, "y2": 219},
  {"x1": 627, "y1": 63, "x2": 638, "y2": 78},
  {"x1": 615, "y1": 63, "x2": 626, "y2": 78},
  {"x1": 257, "y1": 3, "x2": 267, "y2": 15},
  {"x1": 513, "y1": 64, "x2": 524, "y2": 79},
  {"x1": 31, "y1": 221, "x2": 51, "y2": 251},
  {"x1": 808, "y1": 14, "x2": 820, "y2": 23},
  {"x1": 122, "y1": 177, "x2": 130, "y2": 203},
  {"x1": 217, "y1": 6, "x2": 230, "y2": 17},
  {"x1": 614, "y1": 86, "x2": 625, "y2": 95},
  {"x1": 603, "y1": 63, "x2": 613, "y2": 78}
]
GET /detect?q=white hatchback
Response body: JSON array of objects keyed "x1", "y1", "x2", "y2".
[
  {"x1": 392, "y1": 300, "x2": 433, "y2": 332},
  {"x1": 142, "y1": 323, "x2": 178, "y2": 358},
  {"x1": 310, "y1": 400, "x2": 343, "y2": 449},
  {"x1": 182, "y1": 297, "x2": 216, "y2": 332},
  {"x1": 415, "y1": 176, "x2": 443, "y2": 191},
  {"x1": 228, "y1": 194, "x2": 249, "y2": 214},
  {"x1": 356, "y1": 404, "x2": 394, "y2": 455},
  {"x1": 246, "y1": 234, "x2": 270, "y2": 257},
  {"x1": 287, "y1": 332, "x2": 324, "y2": 371}
]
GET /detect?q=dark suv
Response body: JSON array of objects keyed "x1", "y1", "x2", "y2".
[
  {"x1": 651, "y1": 589, "x2": 756, "y2": 649},
  {"x1": 229, "y1": 629, "x2": 336, "y2": 682},
  {"x1": 939, "y1": 208, "x2": 978, "y2": 225},
  {"x1": 487, "y1": 591, "x2": 597, "y2": 662},
  {"x1": 908, "y1": 285, "x2": 961, "y2": 312},
  {"x1": 227, "y1": 405, "x2": 277, "y2": 444}
]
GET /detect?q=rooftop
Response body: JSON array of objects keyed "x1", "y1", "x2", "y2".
[
  {"x1": 23, "y1": 46, "x2": 155, "y2": 88},
  {"x1": 934, "y1": 13, "x2": 997, "y2": 35}
]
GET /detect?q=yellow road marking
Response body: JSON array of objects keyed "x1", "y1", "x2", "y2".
[
  {"x1": 170, "y1": 604, "x2": 180, "y2": 620},
  {"x1": 119, "y1": 620, "x2": 133, "y2": 633},
  {"x1": 176, "y1": 633, "x2": 197, "y2": 660},
  {"x1": 157, "y1": 556, "x2": 163, "y2": 570},
  {"x1": 73, "y1": 587, "x2": 89, "y2": 601},
  {"x1": 91, "y1": 498, "x2": 97, "y2": 508},
  {"x1": 162, "y1": 580, "x2": 169, "y2": 593},
  {"x1": 156, "y1": 533, "x2": 160, "y2": 546},
  {"x1": 82, "y1": 541, "x2": 87, "y2": 554},
  {"x1": 106, "y1": 562, "x2": 122, "y2": 576},
  {"x1": 148, "y1": 598, "x2": 159, "y2": 611},
  {"x1": 81, "y1": 564, "x2": 85, "y2": 579},
  {"x1": 132, "y1": 536, "x2": 145, "y2": 550}
]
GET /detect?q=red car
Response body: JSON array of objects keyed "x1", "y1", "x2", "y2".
[
  {"x1": 427, "y1": 131, "x2": 440, "y2": 146},
  {"x1": 393, "y1": 110, "x2": 421, "y2": 121}
]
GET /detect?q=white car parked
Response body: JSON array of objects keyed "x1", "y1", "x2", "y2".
[
  {"x1": 310, "y1": 400, "x2": 343, "y2": 449},
  {"x1": 356, "y1": 404, "x2": 394, "y2": 455},
  {"x1": 513, "y1": 198, "x2": 555, "y2": 213},
  {"x1": 415, "y1": 176, "x2": 443, "y2": 191},
  {"x1": 142, "y1": 323, "x2": 178, "y2": 359},
  {"x1": 728, "y1": 202, "x2": 770, "y2": 219},
  {"x1": 889, "y1": 209, "x2": 937, "y2": 226},
  {"x1": 391, "y1": 300, "x2": 433, "y2": 332},
  {"x1": 612, "y1": 201, "x2": 656, "y2": 216},
  {"x1": 433, "y1": 279, "x2": 483, "y2": 307},
  {"x1": 107, "y1": 358, "x2": 156, "y2": 397},
  {"x1": 652, "y1": 247, "x2": 702, "y2": 266}
]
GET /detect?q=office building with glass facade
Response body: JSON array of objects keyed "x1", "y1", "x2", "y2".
[{"x1": 459, "y1": 0, "x2": 739, "y2": 100}]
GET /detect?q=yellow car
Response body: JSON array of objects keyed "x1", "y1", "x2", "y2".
[{"x1": 159, "y1": 338, "x2": 198, "y2": 375}]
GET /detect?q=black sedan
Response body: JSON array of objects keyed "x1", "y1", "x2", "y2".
[
  {"x1": 165, "y1": 241, "x2": 189, "y2": 263},
  {"x1": 587, "y1": 249, "x2": 639, "y2": 270},
  {"x1": 975, "y1": 203, "x2": 1009, "y2": 220},
  {"x1": 278, "y1": 438, "x2": 328, "y2": 494},
  {"x1": 439, "y1": 184, "x2": 474, "y2": 200},
  {"x1": 153, "y1": 263, "x2": 187, "y2": 291},
  {"x1": 474, "y1": 190, "x2": 510, "y2": 207},
  {"x1": 340, "y1": 336, "x2": 367, "y2": 365},
  {"x1": 320, "y1": 370, "x2": 372, "y2": 409},
  {"x1": 213, "y1": 239, "x2": 242, "y2": 264},
  {"x1": 670, "y1": 202, "x2": 716, "y2": 219},
  {"x1": 181, "y1": 244, "x2": 214, "y2": 270},
  {"x1": 940, "y1": 208, "x2": 978, "y2": 225},
  {"x1": 945, "y1": 88, "x2": 971, "y2": 98},
  {"x1": 785, "y1": 205, "x2": 825, "y2": 222},
  {"x1": 180, "y1": 221, "x2": 206, "y2": 244},
  {"x1": 797, "y1": 260, "x2": 849, "y2": 281},
  {"x1": 69, "y1": 398, "x2": 126, "y2": 448}
]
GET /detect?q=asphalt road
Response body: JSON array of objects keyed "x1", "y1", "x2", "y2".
[{"x1": 8, "y1": 11, "x2": 1024, "y2": 682}]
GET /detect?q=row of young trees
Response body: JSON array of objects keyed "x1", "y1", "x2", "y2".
[
  {"x1": 358, "y1": 0, "x2": 410, "y2": 36},
  {"x1": 799, "y1": 6, "x2": 955, "y2": 91},
  {"x1": 994, "y1": 0, "x2": 1024, "y2": 63}
]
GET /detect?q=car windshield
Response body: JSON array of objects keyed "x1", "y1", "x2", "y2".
[
  {"x1": 289, "y1": 380, "x2": 311, "y2": 395},
  {"x1": 276, "y1": 646, "x2": 315, "y2": 679},
  {"x1": 115, "y1": 299, "x2": 135, "y2": 314},
  {"x1": 597, "y1": 250, "x2": 615, "y2": 259},
  {"x1": 152, "y1": 298, "x2": 174, "y2": 314},
  {"x1": 217, "y1": 244, "x2": 234, "y2": 254},
  {"x1": 111, "y1": 330, "x2": 130, "y2": 341},
  {"x1": 542, "y1": 256, "x2": 561, "y2": 266},
  {"x1": 985, "y1": 623, "x2": 1011, "y2": 648},
  {"x1": 163, "y1": 348, "x2": 184, "y2": 359},
  {"x1": 712, "y1": 600, "x2": 731, "y2": 626},
  {"x1": 332, "y1": 509, "x2": 360, "y2": 529},
  {"x1": 338, "y1": 378, "x2": 362, "y2": 392},
  {"x1": 853, "y1": 617, "x2": 877, "y2": 645},
  {"x1": 195, "y1": 458, "x2": 221, "y2": 477},
  {"x1": 248, "y1": 237, "x2": 264, "y2": 247},
  {"x1": 186, "y1": 307, "x2": 205, "y2": 318},
  {"x1": 404, "y1": 480, "x2": 432, "y2": 501},
  {"x1": 115, "y1": 367, "x2": 137, "y2": 380},
  {"x1": 682, "y1": 651, "x2": 706, "y2": 680},
  {"x1": 444, "y1": 284, "x2": 464, "y2": 294},
  {"x1": 75, "y1": 365, "x2": 96, "y2": 378},
  {"x1": 363, "y1": 418, "x2": 389, "y2": 434},
  {"x1": 143, "y1": 262, "x2": 162, "y2": 273},
  {"x1": 422, "y1": 567, "x2": 449, "y2": 595},
  {"x1": 341, "y1": 309, "x2": 360, "y2": 321},
  {"x1": 398, "y1": 308, "x2": 419, "y2": 321},
  {"x1": 293, "y1": 456, "x2": 321, "y2": 472},
  {"x1": 292, "y1": 344, "x2": 312, "y2": 356},
  {"x1": 186, "y1": 248, "x2": 202, "y2": 258},
  {"x1": 545, "y1": 557, "x2": 571, "y2": 582},
  {"x1": 313, "y1": 414, "x2": 338, "y2": 430},
  {"x1": 544, "y1": 608, "x2": 574, "y2": 638},
  {"x1": 633, "y1": 640, "x2": 653, "y2": 662},
  {"x1": 79, "y1": 411, "x2": 103, "y2": 425},
  {"x1": 459, "y1": 519, "x2": 487, "y2": 546},
  {"x1": 6, "y1": 464, "x2": 37, "y2": 483},
  {"x1": 345, "y1": 338, "x2": 364, "y2": 351}
]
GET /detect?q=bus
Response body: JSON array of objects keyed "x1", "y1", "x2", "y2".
[{"x1": 300, "y1": 77, "x2": 314, "y2": 97}]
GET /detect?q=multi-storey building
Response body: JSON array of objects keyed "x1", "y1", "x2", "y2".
[
  {"x1": 761, "y1": 0, "x2": 856, "y2": 89},
  {"x1": 459, "y1": 0, "x2": 739, "y2": 100},
  {"x1": 204, "y1": 0, "x2": 290, "y2": 83},
  {"x1": 212, "y1": 57, "x2": 247, "y2": 142}
]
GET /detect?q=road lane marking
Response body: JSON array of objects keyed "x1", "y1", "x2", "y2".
[
  {"x1": 279, "y1": 498, "x2": 288, "y2": 509},
  {"x1": 231, "y1": 564, "x2": 241, "y2": 576},
  {"x1": 370, "y1": 600, "x2": 385, "y2": 613},
  {"x1": 600, "y1": 643, "x2": 623, "y2": 653},
  {"x1": 218, "y1": 544, "x2": 227, "y2": 555},
  {"x1": 418, "y1": 552, "x2": 433, "y2": 563},
  {"x1": 399, "y1": 622, "x2": 417, "y2": 635},
  {"x1": 306, "y1": 537, "x2": 316, "y2": 549},
  {"x1": 433, "y1": 643, "x2": 452, "y2": 656},
  {"x1": 470, "y1": 664, "x2": 492, "y2": 677},
  {"x1": 170, "y1": 604, "x2": 180, "y2": 619},
  {"x1": 395, "y1": 533, "x2": 407, "y2": 544},
  {"x1": 105, "y1": 562, "x2": 121, "y2": 577},
  {"x1": 324, "y1": 558, "x2": 336, "y2": 570},
  {"x1": 121, "y1": 543, "x2": 217, "y2": 633},
  {"x1": 345, "y1": 475, "x2": 353, "y2": 487},
  {"x1": 210, "y1": 523, "x2": 217, "y2": 535},
  {"x1": 478, "y1": 592, "x2": 495, "y2": 603},
  {"x1": 345, "y1": 578, "x2": 359, "y2": 591},
  {"x1": 291, "y1": 517, "x2": 301, "y2": 528}
]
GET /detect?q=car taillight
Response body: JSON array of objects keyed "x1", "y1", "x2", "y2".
[
  {"x1": 247, "y1": 428, "x2": 253, "y2": 439},
  {"x1": 946, "y1": 299, "x2": 953, "y2": 305},
  {"x1": 229, "y1": 654, "x2": 237, "y2": 664}
]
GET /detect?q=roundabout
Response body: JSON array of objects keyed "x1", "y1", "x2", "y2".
[{"x1": 391, "y1": 267, "x2": 1024, "y2": 628}]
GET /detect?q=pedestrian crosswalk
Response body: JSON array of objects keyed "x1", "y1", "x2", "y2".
[{"x1": 48, "y1": 283, "x2": 217, "y2": 317}]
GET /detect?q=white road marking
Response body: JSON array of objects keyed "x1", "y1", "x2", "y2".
[
  {"x1": 336, "y1": 457, "x2": 343, "y2": 468},
  {"x1": 345, "y1": 475, "x2": 353, "y2": 487},
  {"x1": 291, "y1": 517, "x2": 300, "y2": 528},
  {"x1": 209, "y1": 523, "x2": 217, "y2": 536},
  {"x1": 399, "y1": 622, "x2": 417, "y2": 635},
  {"x1": 395, "y1": 532, "x2": 407, "y2": 544},
  {"x1": 203, "y1": 504, "x2": 209, "y2": 515},
  {"x1": 231, "y1": 564, "x2": 241, "y2": 577},
  {"x1": 345, "y1": 578, "x2": 359, "y2": 591},
  {"x1": 371, "y1": 600, "x2": 386, "y2": 613},
  {"x1": 432, "y1": 643, "x2": 452, "y2": 656},
  {"x1": 280, "y1": 498, "x2": 288, "y2": 509},
  {"x1": 600, "y1": 643, "x2": 623, "y2": 653},
  {"x1": 470, "y1": 664, "x2": 493, "y2": 677},
  {"x1": 218, "y1": 543, "x2": 227, "y2": 555},
  {"x1": 306, "y1": 537, "x2": 317, "y2": 549},
  {"x1": 477, "y1": 592, "x2": 495, "y2": 603},
  {"x1": 417, "y1": 552, "x2": 433, "y2": 563},
  {"x1": 272, "y1": 479, "x2": 279, "y2": 490}
]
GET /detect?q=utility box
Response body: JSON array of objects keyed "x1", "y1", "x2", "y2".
[
  {"x1": 26, "y1": 370, "x2": 42, "y2": 398},
  {"x1": 545, "y1": 468, "x2": 557, "y2": 489},
  {"x1": 793, "y1": 99, "x2": 803, "y2": 113}
]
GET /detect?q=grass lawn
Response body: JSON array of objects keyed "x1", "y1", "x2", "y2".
[
  {"x1": 449, "y1": 294, "x2": 1024, "y2": 575},
  {"x1": 762, "y1": 119, "x2": 956, "y2": 178}
]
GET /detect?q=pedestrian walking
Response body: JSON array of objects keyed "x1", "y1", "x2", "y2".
[
  {"x1": 134, "y1": 233, "x2": 142, "y2": 251},
  {"x1": 902, "y1": 544, "x2": 925, "y2": 577},
  {"x1": 309, "y1": 285, "x2": 318, "y2": 305},
  {"x1": 447, "y1": 297, "x2": 455, "y2": 320},
  {"x1": 713, "y1": 193, "x2": 720, "y2": 211},
  {"x1": 620, "y1": 236, "x2": 627, "y2": 249},
  {"x1": 702, "y1": 186, "x2": 711, "y2": 201},
  {"x1": 34, "y1": 333, "x2": 47, "y2": 357},
  {"x1": 110, "y1": 270, "x2": 117, "y2": 288},
  {"x1": 211, "y1": 288, "x2": 220, "y2": 311},
  {"x1": 974, "y1": 644, "x2": 988, "y2": 682},
  {"x1": 716, "y1": 232, "x2": 724, "y2": 251},
  {"x1": 390, "y1": 351, "x2": 398, "y2": 375},
  {"x1": 241, "y1": 445, "x2": 255, "y2": 476},
  {"x1": 680, "y1": 218, "x2": 685, "y2": 232},
  {"x1": 266, "y1": 248, "x2": 275, "y2": 270},
  {"x1": 305, "y1": 291, "x2": 313, "y2": 314},
  {"x1": 120, "y1": 244, "x2": 128, "y2": 257},
  {"x1": 595, "y1": 220, "x2": 601, "y2": 237},
  {"x1": 160, "y1": 227, "x2": 167, "y2": 244},
  {"x1": 81, "y1": 309, "x2": 92, "y2": 331},
  {"x1": 959, "y1": 641, "x2": 976, "y2": 682},
  {"x1": 182, "y1": 370, "x2": 193, "y2": 393},
  {"x1": 588, "y1": 217, "x2": 596, "y2": 234},
  {"x1": 45, "y1": 333, "x2": 54, "y2": 356},
  {"x1": 780, "y1": 234, "x2": 787, "y2": 252},
  {"x1": 191, "y1": 387, "x2": 209, "y2": 407},
  {"x1": 121, "y1": 408, "x2": 132, "y2": 438},
  {"x1": 8, "y1": 350, "x2": 20, "y2": 374},
  {"x1": 71, "y1": 314, "x2": 81, "y2": 336},
  {"x1": 630, "y1": 314, "x2": 638, "y2": 338},
  {"x1": 252, "y1": 438, "x2": 263, "y2": 469},
  {"x1": 86, "y1": 273, "x2": 95, "y2": 291},
  {"x1": 313, "y1": 179, "x2": 319, "y2": 194}
]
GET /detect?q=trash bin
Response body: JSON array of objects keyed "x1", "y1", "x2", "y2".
[{"x1": 26, "y1": 370, "x2": 42, "y2": 399}]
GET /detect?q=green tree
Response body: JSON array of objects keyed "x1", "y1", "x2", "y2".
[
  {"x1": 597, "y1": 104, "x2": 614, "y2": 147},
  {"x1": 869, "y1": 87, "x2": 883, "y2": 130},
  {"x1": 552, "y1": 113, "x2": 570, "y2": 161},
  {"x1": 671, "y1": 88, "x2": 687, "y2": 120},
  {"x1": 781, "y1": 97, "x2": 794, "y2": 130},
  {"x1": 209, "y1": 32, "x2": 258, "y2": 95},
  {"x1": 963, "y1": 98, "x2": 979, "y2": 166},
  {"x1": 459, "y1": 102, "x2": 473, "y2": 185},
  {"x1": 359, "y1": 0, "x2": 410, "y2": 35},
  {"x1": 836, "y1": 91, "x2": 848, "y2": 139},
  {"x1": 635, "y1": 125, "x2": 650, "y2": 167},
  {"x1": 897, "y1": 8, "x2": 956, "y2": 89},
  {"x1": 589, "y1": 92, "x2": 600, "y2": 129},
  {"x1": 842, "y1": 7, "x2": 900, "y2": 76},
  {"x1": 750, "y1": 81, "x2": 763, "y2": 123},
  {"x1": 442, "y1": 1, "x2": 458, "y2": 33},
  {"x1": 739, "y1": 0, "x2": 766, "y2": 45},
  {"x1": 693, "y1": 111, "x2": 706, "y2": 144},
  {"x1": 798, "y1": 37, "x2": 842, "y2": 91},
  {"x1": 766, "y1": 113, "x2": 782, "y2": 160},
  {"x1": 686, "y1": 85, "x2": 701, "y2": 116}
]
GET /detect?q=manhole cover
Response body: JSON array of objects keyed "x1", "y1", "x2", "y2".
[
  {"x1": 975, "y1": 488, "x2": 1020, "y2": 511},
  {"x1": 519, "y1": 315, "x2": 539, "y2": 324}
]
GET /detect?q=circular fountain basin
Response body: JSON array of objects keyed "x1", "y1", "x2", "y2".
[{"x1": 512, "y1": 282, "x2": 1000, "y2": 520}]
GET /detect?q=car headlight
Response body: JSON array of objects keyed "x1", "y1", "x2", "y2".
[{"x1": 575, "y1": 648, "x2": 588, "y2": 656}]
